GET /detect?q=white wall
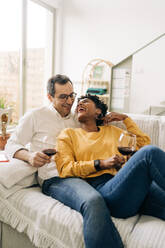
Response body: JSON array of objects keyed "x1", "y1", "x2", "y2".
[
  {"x1": 130, "y1": 35, "x2": 165, "y2": 114},
  {"x1": 59, "y1": 0, "x2": 165, "y2": 82}
]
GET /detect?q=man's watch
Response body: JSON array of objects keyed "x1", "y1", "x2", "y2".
[{"x1": 94, "y1": 160, "x2": 101, "y2": 171}]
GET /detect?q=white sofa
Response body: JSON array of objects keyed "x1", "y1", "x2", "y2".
[{"x1": 0, "y1": 113, "x2": 165, "y2": 248}]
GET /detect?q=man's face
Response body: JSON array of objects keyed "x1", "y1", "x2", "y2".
[{"x1": 48, "y1": 82, "x2": 75, "y2": 117}]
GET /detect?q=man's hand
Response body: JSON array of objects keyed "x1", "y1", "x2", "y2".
[
  {"x1": 103, "y1": 112, "x2": 128, "y2": 125},
  {"x1": 14, "y1": 149, "x2": 51, "y2": 168},
  {"x1": 100, "y1": 154, "x2": 125, "y2": 171},
  {"x1": 28, "y1": 151, "x2": 51, "y2": 167}
]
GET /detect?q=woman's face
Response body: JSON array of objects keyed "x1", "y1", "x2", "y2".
[{"x1": 77, "y1": 98, "x2": 101, "y2": 123}]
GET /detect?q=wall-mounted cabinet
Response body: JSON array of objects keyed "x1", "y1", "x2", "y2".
[
  {"x1": 110, "y1": 56, "x2": 132, "y2": 113},
  {"x1": 111, "y1": 68, "x2": 131, "y2": 112}
]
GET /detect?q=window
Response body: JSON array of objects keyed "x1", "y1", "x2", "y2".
[
  {"x1": 0, "y1": 0, "x2": 21, "y2": 123},
  {"x1": 0, "y1": 0, "x2": 55, "y2": 123}
]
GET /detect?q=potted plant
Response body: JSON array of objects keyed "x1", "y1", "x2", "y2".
[{"x1": 0, "y1": 97, "x2": 12, "y2": 150}]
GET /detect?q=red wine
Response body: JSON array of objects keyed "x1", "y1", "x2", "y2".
[
  {"x1": 118, "y1": 147, "x2": 134, "y2": 156},
  {"x1": 42, "y1": 149, "x2": 56, "y2": 156}
]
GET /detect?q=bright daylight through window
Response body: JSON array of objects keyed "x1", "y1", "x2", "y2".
[{"x1": 0, "y1": 0, "x2": 55, "y2": 124}]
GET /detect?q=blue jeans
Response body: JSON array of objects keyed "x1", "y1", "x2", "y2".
[
  {"x1": 42, "y1": 145, "x2": 165, "y2": 248},
  {"x1": 140, "y1": 181, "x2": 165, "y2": 219}
]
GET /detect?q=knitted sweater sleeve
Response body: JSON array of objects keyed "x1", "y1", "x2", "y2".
[{"x1": 55, "y1": 129, "x2": 96, "y2": 178}]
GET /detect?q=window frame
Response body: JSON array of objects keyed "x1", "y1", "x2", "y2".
[{"x1": 20, "y1": 0, "x2": 56, "y2": 116}]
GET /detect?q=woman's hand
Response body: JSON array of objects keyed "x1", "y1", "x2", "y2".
[
  {"x1": 103, "y1": 112, "x2": 128, "y2": 125},
  {"x1": 100, "y1": 155, "x2": 125, "y2": 171}
]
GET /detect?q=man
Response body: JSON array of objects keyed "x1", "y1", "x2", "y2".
[{"x1": 5, "y1": 74, "x2": 79, "y2": 184}]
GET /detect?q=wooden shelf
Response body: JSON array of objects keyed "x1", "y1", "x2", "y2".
[
  {"x1": 98, "y1": 94, "x2": 109, "y2": 98},
  {"x1": 82, "y1": 59, "x2": 114, "y2": 110}
]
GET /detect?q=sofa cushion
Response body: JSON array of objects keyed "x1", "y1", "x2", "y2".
[
  {"x1": 112, "y1": 216, "x2": 139, "y2": 246},
  {"x1": 0, "y1": 158, "x2": 37, "y2": 189},
  {"x1": 127, "y1": 215, "x2": 165, "y2": 248}
]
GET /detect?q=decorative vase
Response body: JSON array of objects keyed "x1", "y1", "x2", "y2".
[
  {"x1": 0, "y1": 134, "x2": 10, "y2": 150},
  {"x1": 0, "y1": 107, "x2": 12, "y2": 125},
  {"x1": 0, "y1": 107, "x2": 12, "y2": 150}
]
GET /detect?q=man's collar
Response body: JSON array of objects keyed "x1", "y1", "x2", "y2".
[{"x1": 48, "y1": 103, "x2": 72, "y2": 119}]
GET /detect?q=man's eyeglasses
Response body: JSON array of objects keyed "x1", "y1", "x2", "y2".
[{"x1": 57, "y1": 92, "x2": 77, "y2": 101}]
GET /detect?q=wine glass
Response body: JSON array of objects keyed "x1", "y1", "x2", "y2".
[
  {"x1": 37, "y1": 136, "x2": 57, "y2": 158},
  {"x1": 37, "y1": 136, "x2": 57, "y2": 181},
  {"x1": 118, "y1": 132, "x2": 136, "y2": 161}
]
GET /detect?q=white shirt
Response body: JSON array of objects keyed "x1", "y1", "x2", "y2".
[{"x1": 5, "y1": 104, "x2": 79, "y2": 183}]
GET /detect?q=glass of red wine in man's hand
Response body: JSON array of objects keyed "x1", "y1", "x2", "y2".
[
  {"x1": 42, "y1": 148, "x2": 57, "y2": 157},
  {"x1": 39, "y1": 136, "x2": 57, "y2": 159},
  {"x1": 118, "y1": 132, "x2": 136, "y2": 161}
]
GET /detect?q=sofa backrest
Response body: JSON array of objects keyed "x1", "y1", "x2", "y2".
[
  {"x1": 159, "y1": 116, "x2": 165, "y2": 151},
  {"x1": 128, "y1": 114, "x2": 160, "y2": 148}
]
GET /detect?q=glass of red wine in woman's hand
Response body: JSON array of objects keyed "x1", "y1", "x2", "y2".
[{"x1": 118, "y1": 132, "x2": 136, "y2": 161}]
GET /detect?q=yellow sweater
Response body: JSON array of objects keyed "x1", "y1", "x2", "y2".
[{"x1": 55, "y1": 117, "x2": 151, "y2": 178}]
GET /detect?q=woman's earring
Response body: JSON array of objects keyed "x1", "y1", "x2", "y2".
[{"x1": 97, "y1": 113, "x2": 103, "y2": 119}]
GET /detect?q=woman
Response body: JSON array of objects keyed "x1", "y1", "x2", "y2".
[{"x1": 42, "y1": 94, "x2": 165, "y2": 248}]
